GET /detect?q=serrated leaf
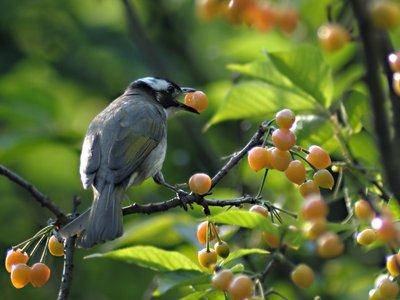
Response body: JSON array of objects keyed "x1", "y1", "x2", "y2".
[
  {"x1": 221, "y1": 248, "x2": 269, "y2": 266},
  {"x1": 85, "y1": 246, "x2": 201, "y2": 272},
  {"x1": 208, "y1": 210, "x2": 278, "y2": 235}
]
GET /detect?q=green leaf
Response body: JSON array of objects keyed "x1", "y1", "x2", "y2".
[
  {"x1": 85, "y1": 245, "x2": 201, "y2": 272},
  {"x1": 348, "y1": 130, "x2": 379, "y2": 167},
  {"x1": 230, "y1": 263, "x2": 245, "y2": 273},
  {"x1": 343, "y1": 91, "x2": 371, "y2": 133},
  {"x1": 207, "y1": 45, "x2": 333, "y2": 128},
  {"x1": 388, "y1": 198, "x2": 400, "y2": 220},
  {"x1": 208, "y1": 210, "x2": 278, "y2": 235},
  {"x1": 180, "y1": 289, "x2": 224, "y2": 300},
  {"x1": 154, "y1": 271, "x2": 210, "y2": 296},
  {"x1": 333, "y1": 65, "x2": 364, "y2": 100},
  {"x1": 221, "y1": 248, "x2": 269, "y2": 266}
]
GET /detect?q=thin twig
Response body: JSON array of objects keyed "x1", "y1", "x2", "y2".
[{"x1": 0, "y1": 165, "x2": 68, "y2": 223}]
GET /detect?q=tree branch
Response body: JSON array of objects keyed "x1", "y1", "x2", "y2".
[
  {"x1": 351, "y1": 0, "x2": 400, "y2": 200},
  {"x1": 0, "y1": 165, "x2": 68, "y2": 223}
]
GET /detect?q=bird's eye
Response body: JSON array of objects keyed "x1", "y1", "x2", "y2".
[{"x1": 167, "y1": 86, "x2": 175, "y2": 94}]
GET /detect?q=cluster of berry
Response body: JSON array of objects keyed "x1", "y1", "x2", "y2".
[
  {"x1": 196, "y1": 0, "x2": 299, "y2": 34},
  {"x1": 5, "y1": 234, "x2": 64, "y2": 289}
]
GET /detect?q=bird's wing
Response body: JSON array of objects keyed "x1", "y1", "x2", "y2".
[
  {"x1": 80, "y1": 131, "x2": 101, "y2": 189},
  {"x1": 108, "y1": 101, "x2": 165, "y2": 184}
]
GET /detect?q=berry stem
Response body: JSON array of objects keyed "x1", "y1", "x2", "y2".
[
  {"x1": 40, "y1": 234, "x2": 51, "y2": 263},
  {"x1": 14, "y1": 225, "x2": 53, "y2": 251},
  {"x1": 28, "y1": 233, "x2": 47, "y2": 261},
  {"x1": 206, "y1": 221, "x2": 211, "y2": 252},
  {"x1": 291, "y1": 151, "x2": 316, "y2": 171},
  {"x1": 211, "y1": 223, "x2": 221, "y2": 243},
  {"x1": 256, "y1": 169, "x2": 269, "y2": 198}
]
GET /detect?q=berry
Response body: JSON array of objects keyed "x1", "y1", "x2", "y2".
[
  {"x1": 317, "y1": 232, "x2": 344, "y2": 258},
  {"x1": 48, "y1": 235, "x2": 64, "y2": 257},
  {"x1": 249, "y1": 204, "x2": 269, "y2": 217},
  {"x1": 262, "y1": 232, "x2": 280, "y2": 248},
  {"x1": 189, "y1": 173, "x2": 212, "y2": 195},
  {"x1": 393, "y1": 72, "x2": 400, "y2": 97},
  {"x1": 247, "y1": 147, "x2": 272, "y2": 171},
  {"x1": 388, "y1": 52, "x2": 400, "y2": 72},
  {"x1": 276, "y1": 8, "x2": 299, "y2": 34},
  {"x1": 228, "y1": 275, "x2": 254, "y2": 300},
  {"x1": 386, "y1": 254, "x2": 400, "y2": 277},
  {"x1": 227, "y1": 0, "x2": 252, "y2": 24},
  {"x1": 215, "y1": 241, "x2": 230, "y2": 258},
  {"x1": 370, "y1": 1, "x2": 400, "y2": 30},
  {"x1": 5, "y1": 249, "x2": 29, "y2": 273},
  {"x1": 356, "y1": 228, "x2": 377, "y2": 246},
  {"x1": 270, "y1": 148, "x2": 291, "y2": 171},
  {"x1": 197, "y1": 221, "x2": 216, "y2": 245},
  {"x1": 212, "y1": 269, "x2": 234, "y2": 291},
  {"x1": 306, "y1": 145, "x2": 331, "y2": 169},
  {"x1": 276, "y1": 109, "x2": 295, "y2": 129},
  {"x1": 285, "y1": 160, "x2": 306, "y2": 185},
  {"x1": 317, "y1": 23, "x2": 350, "y2": 52},
  {"x1": 247, "y1": 4, "x2": 276, "y2": 32},
  {"x1": 271, "y1": 129, "x2": 296, "y2": 151},
  {"x1": 354, "y1": 200, "x2": 375, "y2": 220},
  {"x1": 291, "y1": 264, "x2": 314, "y2": 289},
  {"x1": 10, "y1": 263, "x2": 31, "y2": 289},
  {"x1": 30, "y1": 263, "x2": 51, "y2": 287},
  {"x1": 372, "y1": 217, "x2": 397, "y2": 242},
  {"x1": 303, "y1": 218, "x2": 326, "y2": 240},
  {"x1": 377, "y1": 278, "x2": 399, "y2": 298},
  {"x1": 313, "y1": 169, "x2": 334, "y2": 189},
  {"x1": 301, "y1": 196, "x2": 328, "y2": 220},
  {"x1": 184, "y1": 91, "x2": 208, "y2": 113},
  {"x1": 369, "y1": 288, "x2": 383, "y2": 300},
  {"x1": 198, "y1": 248, "x2": 217, "y2": 268},
  {"x1": 299, "y1": 180, "x2": 320, "y2": 198},
  {"x1": 196, "y1": 0, "x2": 221, "y2": 20}
]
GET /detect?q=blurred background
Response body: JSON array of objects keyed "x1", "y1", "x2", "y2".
[{"x1": 1, "y1": 0, "x2": 399, "y2": 299}]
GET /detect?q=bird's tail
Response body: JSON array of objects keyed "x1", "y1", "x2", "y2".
[{"x1": 60, "y1": 182, "x2": 124, "y2": 249}]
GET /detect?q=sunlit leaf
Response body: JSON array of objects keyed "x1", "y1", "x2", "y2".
[
  {"x1": 85, "y1": 246, "x2": 202, "y2": 272},
  {"x1": 221, "y1": 248, "x2": 269, "y2": 266},
  {"x1": 208, "y1": 210, "x2": 278, "y2": 234},
  {"x1": 154, "y1": 271, "x2": 210, "y2": 296}
]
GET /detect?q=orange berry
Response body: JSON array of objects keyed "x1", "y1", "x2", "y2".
[
  {"x1": 10, "y1": 263, "x2": 31, "y2": 289},
  {"x1": 228, "y1": 275, "x2": 254, "y2": 300},
  {"x1": 197, "y1": 221, "x2": 216, "y2": 245},
  {"x1": 214, "y1": 241, "x2": 230, "y2": 259},
  {"x1": 212, "y1": 269, "x2": 234, "y2": 291},
  {"x1": 313, "y1": 169, "x2": 334, "y2": 189},
  {"x1": 30, "y1": 263, "x2": 51, "y2": 287},
  {"x1": 317, "y1": 232, "x2": 344, "y2": 258},
  {"x1": 247, "y1": 147, "x2": 272, "y2": 171},
  {"x1": 247, "y1": 4, "x2": 276, "y2": 32},
  {"x1": 303, "y1": 218, "x2": 326, "y2": 240},
  {"x1": 48, "y1": 235, "x2": 64, "y2": 257},
  {"x1": 393, "y1": 72, "x2": 400, "y2": 97},
  {"x1": 189, "y1": 173, "x2": 212, "y2": 195},
  {"x1": 317, "y1": 23, "x2": 350, "y2": 53},
  {"x1": 285, "y1": 160, "x2": 306, "y2": 185},
  {"x1": 249, "y1": 204, "x2": 269, "y2": 217},
  {"x1": 5, "y1": 249, "x2": 29, "y2": 273},
  {"x1": 372, "y1": 217, "x2": 397, "y2": 242},
  {"x1": 386, "y1": 254, "x2": 400, "y2": 277},
  {"x1": 276, "y1": 8, "x2": 299, "y2": 34},
  {"x1": 356, "y1": 228, "x2": 377, "y2": 246},
  {"x1": 262, "y1": 232, "x2": 280, "y2": 248},
  {"x1": 388, "y1": 52, "x2": 400, "y2": 72},
  {"x1": 299, "y1": 180, "x2": 320, "y2": 198},
  {"x1": 227, "y1": 0, "x2": 252, "y2": 24},
  {"x1": 370, "y1": 0, "x2": 400, "y2": 30},
  {"x1": 377, "y1": 277, "x2": 399, "y2": 298},
  {"x1": 301, "y1": 196, "x2": 328, "y2": 220},
  {"x1": 184, "y1": 91, "x2": 208, "y2": 113},
  {"x1": 291, "y1": 264, "x2": 314, "y2": 289},
  {"x1": 198, "y1": 248, "x2": 217, "y2": 268},
  {"x1": 354, "y1": 200, "x2": 375, "y2": 220},
  {"x1": 369, "y1": 288, "x2": 383, "y2": 300},
  {"x1": 306, "y1": 145, "x2": 331, "y2": 169},
  {"x1": 196, "y1": 0, "x2": 221, "y2": 20},
  {"x1": 270, "y1": 148, "x2": 291, "y2": 171},
  {"x1": 271, "y1": 129, "x2": 296, "y2": 151},
  {"x1": 276, "y1": 109, "x2": 295, "y2": 129}
]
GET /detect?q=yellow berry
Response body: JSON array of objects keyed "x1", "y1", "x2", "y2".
[
  {"x1": 303, "y1": 218, "x2": 326, "y2": 240},
  {"x1": 354, "y1": 200, "x2": 375, "y2": 220},
  {"x1": 5, "y1": 249, "x2": 29, "y2": 273},
  {"x1": 313, "y1": 169, "x2": 334, "y2": 189},
  {"x1": 306, "y1": 145, "x2": 331, "y2": 169},
  {"x1": 10, "y1": 263, "x2": 31, "y2": 289},
  {"x1": 30, "y1": 263, "x2": 51, "y2": 288},
  {"x1": 370, "y1": 0, "x2": 400, "y2": 30},
  {"x1": 212, "y1": 269, "x2": 234, "y2": 291},
  {"x1": 189, "y1": 173, "x2": 212, "y2": 195},
  {"x1": 228, "y1": 275, "x2": 254, "y2": 300},
  {"x1": 184, "y1": 91, "x2": 208, "y2": 113},
  {"x1": 299, "y1": 180, "x2": 320, "y2": 198},
  {"x1": 272, "y1": 129, "x2": 296, "y2": 151},
  {"x1": 249, "y1": 204, "x2": 268, "y2": 217},
  {"x1": 276, "y1": 109, "x2": 295, "y2": 129},
  {"x1": 270, "y1": 148, "x2": 292, "y2": 171},
  {"x1": 48, "y1": 235, "x2": 64, "y2": 257},
  {"x1": 198, "y1": 248, "x2": 217, "y2": 268},
  {"x1": 356, "y1": 228, "x2": 377, "y2": 246},
  {"x1": 301, "y1": 196, "x2": 328, "y2": 220},
  {"x1": 317, "y1": 23, "x2": 350, "y2": 52},
  {"x1": 291, "y1": 264, "x2": 314, "y2": 289},
  {"x1": 317, "y1": 232, "x2": 344, "y2": 258},
  {"x1": 285, "y1": 160, "x2": 306, "y2": 185},
  {"x1": 386, "y1": 254, "x2": 400, "y2": 277},
  {"x1": 247, "y1": 147, "x2": 272, "y2": 171}
]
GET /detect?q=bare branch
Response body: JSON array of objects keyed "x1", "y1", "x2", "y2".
[{"x1": 0, "y1": 165, "x2": 68, "y2": 223}]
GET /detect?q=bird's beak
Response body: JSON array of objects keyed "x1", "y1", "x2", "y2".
[
  {"x1": 177, "y1": 102, "x2": 200, "y2": 114},
  {"x1": 181, "y1": 87, "x2": 196, "y2": 93}
]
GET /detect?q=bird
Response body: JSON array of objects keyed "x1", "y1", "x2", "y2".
[{"x1": 59, "y1": 77, "x2": 198, "y2": 248}]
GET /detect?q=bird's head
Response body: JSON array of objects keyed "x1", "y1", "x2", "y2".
[{"x1": 127, "y1": 77, "x2": 199, "y2": 115}]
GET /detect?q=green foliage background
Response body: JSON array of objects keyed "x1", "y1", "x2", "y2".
[{"x1": 1, "y1": 0, "x2": 399, "y2": 299}]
